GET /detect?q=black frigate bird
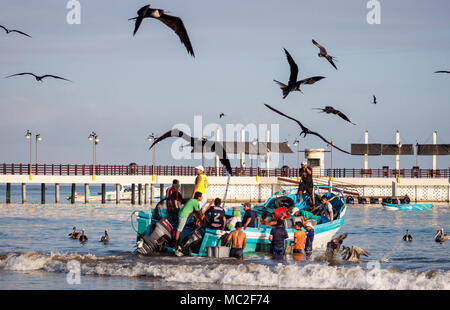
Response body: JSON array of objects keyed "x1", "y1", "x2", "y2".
[
  {"x1": 219, "y1": 113, "x2": 225, "y2": 118},
  {"x1": 372, "y1": 95, "x2": 377, "y2": 104},
  {"x1": 312, "y1": 39, "x2": 337, "y2": 70},
  {"x1": 149, "y1": 129, "x2": 233, "y2": 175},
  {"x1": 264, "y1": 103, "x2": 351, "y2": 155},
  {"x1": 313, "y1": 106, "x2": 356, "y2": 125},
  {"x1": 435, "y1": 71, "x2": 450, "y2": 73},
  {"x1": 274, "y1": 48, "x2": 325, "y2": 99},
  {"x1": 0, "y1": 25, "x2": 31, "y2": 38},
  {"x1": 129, "y1": 5, "x2": 195, "y2": 57},
  {"x1": 5, "y1": 73, "x2": 72, "y2": 82}
]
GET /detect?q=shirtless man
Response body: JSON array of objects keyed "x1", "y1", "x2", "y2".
[{"x1": 225, "y1": 222, "x2": 247, "y2": 260}]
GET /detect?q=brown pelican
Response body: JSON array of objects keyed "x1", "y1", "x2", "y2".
[
  {"x1": 341, "y1": 245, "x2": 370, "y2": 262},
  {"x1": 324, "y1": 233, "x2": 348, "y2": 260},
  {"x1": 403, "y1": 229, "x2": 413, "y2": 242},
  {"x1": 149, "y1": 129, "x2": 233, "y2": 175},
  {"x1": 0, "y1": 25, "x2": 31, "y2": 38},
  {"x1": 264, "y1": 103, "x2": 351, "y2": 154},
  {"x1": 100, "y1": 229, "x2": 109, "y2": 243},
  {"x1": 434, "y1": 228, "x2": 449, "y2": 243},
  {"x1": 312, "y1": 39, "x2": 337, "y2": 70},
  {"x1": 274, "y1": 48, "x2": 325, "y2": 99},
  {"x1": 5, "y1": 73, "x2": 72, "y2": 82},
  {"x1": 129, "y1": 5, "x2": 195, "y2": 57},
  {"x1": 79, "y1": 229, "x2": 88, "y2": 243},
  {"x1": 313, "y1": 106, "x2": 356, "y2": 125},
  {"x1": 372, "y1": 95, "x2": 377, "y2": 104},
  {"x1": 68, "y1": 227, "x2": 81, "y2": 239}
]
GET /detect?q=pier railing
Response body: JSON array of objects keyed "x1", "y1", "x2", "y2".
[{"x1": 1, "y1": 164, "x2": 449, "y2": 178}]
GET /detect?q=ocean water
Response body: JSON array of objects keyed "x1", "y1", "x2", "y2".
[{"x1": 0, "y1": 186, "x2": 449, "y2": 290}]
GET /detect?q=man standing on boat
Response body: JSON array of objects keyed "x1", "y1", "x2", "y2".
[
  {"x1": 297, "y1": 161, "x2": 315, "y2": 207},
  {"x1": 166, "y1": 179, "x2": 182, "y2": 210},
  {"x1": 174, "y1": 192, "x2": 203, "y2": 254},
  {"x1": 193, "y1": 165, "x2": 208, "y2": 211}
]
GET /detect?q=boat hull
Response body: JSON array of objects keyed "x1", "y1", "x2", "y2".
[{"x1": 382, "y1": 203, "x2": 433, "y2": 211}]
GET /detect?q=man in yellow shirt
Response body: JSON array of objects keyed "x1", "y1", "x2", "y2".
[{"x1": 193, "y1": 165, "x2": 208, "y2": 211}]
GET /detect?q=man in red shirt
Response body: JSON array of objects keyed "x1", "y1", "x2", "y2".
[{"x1": 166, "y1": 179, "x2": 182, "y2": 210}]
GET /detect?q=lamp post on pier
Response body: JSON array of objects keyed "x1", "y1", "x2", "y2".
[
  {"x1": 293, "y1": 139, "x2": 299, "y2": 173},
  {"x1": 147, "y1": 133, "x2": 158, "y2": 175},
  {"x1": 35, "y1": 134, "x2": 42, "y2": 167},
  {"x1": 25, "y1": 130, "x2": 32, "y2": 175},
  {"x1": 88, "y1": 131, "x2": 99, "y2": 177}
]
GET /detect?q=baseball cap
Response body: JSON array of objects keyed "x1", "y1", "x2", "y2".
[
  {"x1": 195, "y1": 165, "x2": 204, "y2": 171},
  {"x1": 291, "y1": 207, "x2": 299, "y2": 215},
  {"x1": 301, "y1": 161, "x2": 307, "y2": 165}
]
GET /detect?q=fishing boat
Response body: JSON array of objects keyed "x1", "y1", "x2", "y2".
[
  {"x1": 382, "y1": 202, "x2": 433, "y2": 211},
  {"x1": 132, "y1": 185, "x2": 347, "y2": 257},
  {"x1": 66, "y1": 185, "x2": 160, "y2": 202}
]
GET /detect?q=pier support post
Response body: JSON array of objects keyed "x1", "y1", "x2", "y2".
[
  {"x1": 144, "y1": 184, "x2": 149, "y2": 204},
  {"x1": 392, "y1": 181, "x2": 398, "y2": 197},
  {"x1": 101, "y1": 184, "x2": 106, "y2": 204},
  {"x1": 55, "y1": 184, "x2": 60, "y2": 203},
  {"x1": 159, "y1": 184, "x2": 165, "y2": 202},
  {"x1": 22, "y1": 183, "x2": 26, "y2": 204},
  {"x1": 150, "y1": 184, "x2": 155, "y2": 204},
  {"x1": 71, "y1": 184, "x2": 76, "y2": 204},
  {"x1": 6, "y1": 183, "x2": 11, "y2": 204},
  {"x1": 131, "y1": 184, "x2": 136, "y2": 205},
  {"x1": 41, "y1": 183, "x2": 46, "y2": 204},
  {"x1": 258, "y1": 183, "x2": 262, "y2": 203},
  {"x1": 138, "y1": 184, "x2": 142, "y2": 205},
  {"x1": 116, "y1": 184, "x2": 121, "y2": 204},
  {"x1": 84, "y1": 184, "x2": 89, "y2": 204}
]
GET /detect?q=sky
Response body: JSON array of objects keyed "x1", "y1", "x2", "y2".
[{"x1": 0, "y1": 0, "x2": 449, "y2": 170}]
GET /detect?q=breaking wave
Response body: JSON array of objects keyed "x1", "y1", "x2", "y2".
[{"x1": 1, "y1": 252, "x2": 449, "y2": 290}]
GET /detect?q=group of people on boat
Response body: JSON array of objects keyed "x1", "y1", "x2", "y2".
[{"x1": 159, "y1": 161, "x2": 335, "y2": 259}]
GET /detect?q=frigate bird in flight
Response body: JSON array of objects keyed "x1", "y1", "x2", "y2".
[
  {"x1": 264, "y1": 103, "x2": 351, "y2": 154},
  {"x1": 0, "y1": 25, "x2": 31, "y2": 38},
  {"x1": 313, "y1": 106, "x2": 356, "y2": 125},
  {"x1": 372, "y1": 95, "x2": 377, "y2": 104},
  {"x1": 5, "y1": 73, "x2": 72, "y2": 82},
  {"x1": 274, "y1": 48, "x2": 325, "y2": 99},
  {"x1": 435, "y1": 71, "x2": 450, "y2": 73},
  {"x1": 149, "y1": 129, "x2": 233, "y2": 175},
  {"x1": 219, "y1": 113, "x2": 225, "y2": 118},
  {"x1": 129, "y1": 5, "x2": 195, "y2": 57},
  {"x1": 312, "y1": 39, "x2": 337, "y2": 70}
]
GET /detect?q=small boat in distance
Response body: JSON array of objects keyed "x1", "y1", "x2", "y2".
[
  {"x1": 66, "y1": 185, "x2": 160, "y2": 202},
  {"x1": 382, "y1": 196, "x2": 433, "y2": 211}
]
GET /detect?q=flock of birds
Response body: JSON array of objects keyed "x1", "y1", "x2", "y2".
[{"x1": 68, "y1": 227, "x2": 109, "y2": 244}]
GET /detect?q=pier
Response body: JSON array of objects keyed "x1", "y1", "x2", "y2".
[{"x1": 0, "y1": 163, "x2": 449, "y2": 203}]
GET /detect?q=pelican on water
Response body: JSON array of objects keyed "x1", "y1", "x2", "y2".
[
  {"x1": 129, "y1": 5, "x2": 195, "y2": 57},
  {"x1": 434, "y1": 228, "x2": 449, "y2": 243},
  {"x1": 79, "y1": 229, "x2": 88, "y2": 243},
  {"x1": 100, "y1": 229, "x2": 109, "y2": 243},
  {"x1": 403, "y1": 229, "x2": 413, "y2": 242},
  {"x1": 324, "y1": 233, "x2": 348, "y2": 260},
  {"x1": 68, "y1": 227, "x2": 81, "y2": 239}
]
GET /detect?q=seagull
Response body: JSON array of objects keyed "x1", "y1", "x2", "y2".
[
  {"x1": 324, "y1": 233, "x2": 348, "y2": 260},
  {"x1": 372, "y1": 95, "x2": 377, "y2": 104},
  {"x1": 434, "y1": 228, "x2": 449, "y2": 243},
  {"x1": 79, "y1": 229, "x2": 88, "y2": 243},
  {"x1": 0, "y1": 25, "x2": 31, "y2": 38},
  {"x1": 312, "y1": 39, "x2": 337, "y2": 70},
  {"x1": 100, "y1": 229, "x2": 109, "y2": 243},
  {"x1": 434, "y1": 71, "x2": 450, "y2": 73},
  {"x1": 341, "y1": 245, "x2": 370, "y2": 262},
  {"x1": 403, "y1": 229, "x2": 413, "y2": 242},
  {"x1": 129, "y1": 4, "x2": 195, "y2": 57},
  {"x1": 219, "y1": 113, "x2": 225, "y2": 118},
  {"x1": 149, "y1": 129, "x2": 233, "y2": 175},
  {"x1": 68, "y1": 227, "x2": 81, "y2": 239},
  {"x1": 5, "y1": 73, "x2": 72, "y2": 82},
  {"x1": 264, "y1": 103, "x2": 351, "y2": 154},
  {"x1": 313, "y1": 106, "x2": 356, "y2": 125},
  {"x1": 274, "y1": 48, "x2": 325, "y2": 99}
]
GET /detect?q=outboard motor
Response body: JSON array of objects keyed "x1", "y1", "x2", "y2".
[
  {"x1": 346, "y1": 195, "x2": 355, "y2": 204},
  {"x1": 136, "y1": 218, "x2": 175, "y2": 255},
  {"x1": 180, "y1": 227, "x2": 205, "y2": 255},
  {"x1": 400, "y1": 195, "x2": 411, "y2": 204}
]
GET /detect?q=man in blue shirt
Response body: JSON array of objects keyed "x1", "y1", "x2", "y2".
[
  {"x1": 269, "y1": 219, "x2": 289, "y2": 257},
  {"x1": 242, "y1": 202, "x2": 260, "y2": 230}
]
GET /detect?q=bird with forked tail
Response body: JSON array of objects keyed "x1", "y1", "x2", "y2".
[
  {"x1": 312, "y1": 39, "x2": 337, "y2": 70},
  {"x1": 313, "y1": 106, "x2": 356, "y2": 125}
]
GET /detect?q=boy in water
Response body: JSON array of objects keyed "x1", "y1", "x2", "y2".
[
  {"x1": 225, "y1": 222, "x2": 246, "y2": 260},
  {"x1": 291, "y1": 221, "x2": 306, "y2": 262}
]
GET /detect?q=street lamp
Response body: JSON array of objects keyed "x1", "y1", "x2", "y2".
[
  {"x1": 282, "y1": 139, "x2": 289, "y2": 167},
  {"x1": 25, "y1": 130, "x2": 32, "y2": 174},
  {"x1": 293, "y1": 139, "x2": 299, "y2": 172},
  {"x1": 88, "y1": 131, "x2": 99, "y2": 175},
  {"x1": 201, "y1": 135, "x2": 207, "y2": 168},
  {"x1": 252, "y1": 139, "x2": 258, "y2": 175},
  {"x1": 35, "y1": 134, "x2": 42, "y2": 166},
  {"x1": 147, "y1": 133, "x2": 158, "y2": 174}
]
